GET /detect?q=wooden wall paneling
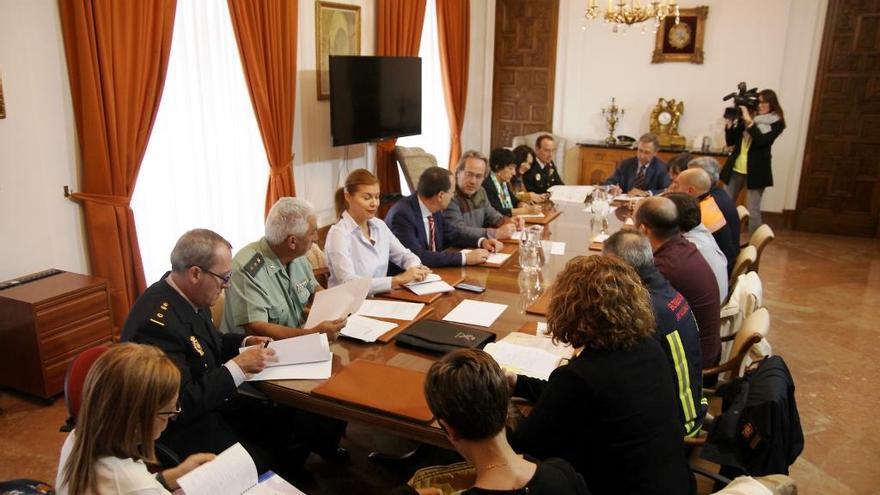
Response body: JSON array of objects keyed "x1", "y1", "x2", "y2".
[
  {"x1": 490, "y1": 0, "x2": 559, "y2": 149},
  {"x1": 796, "y1": 0, "x2": 880, "y2": 236}
]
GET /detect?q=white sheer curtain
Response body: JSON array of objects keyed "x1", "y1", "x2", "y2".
[
  {"x1": 133, "y1": 0, "x2": 268, "y2": 283},
  {"x1": 397, "y1": 0, "x2": 451, "y2": 195}
]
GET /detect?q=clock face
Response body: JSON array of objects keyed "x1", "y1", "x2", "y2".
[
  {"x1": 668, "y1": 23, "x2": 693, "y2": 49},
  {"x1": 658, "y1": 111, "x2": 672, "y2": 125}
]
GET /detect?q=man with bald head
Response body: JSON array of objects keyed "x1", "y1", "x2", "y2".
[
  {"x1": 689, "y1": 156, "x2": 741, "y2": 256},
  {"x1": 635, "y1": 197, "x2": 721, "y2": 372},
  {"x1": 669, "y1": 168, "x2": 738, "y2": 275}
]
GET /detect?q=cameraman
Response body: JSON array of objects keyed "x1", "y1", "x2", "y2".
[{"x1": 719, "y1": 89, "x2": 786, "y2": 232}]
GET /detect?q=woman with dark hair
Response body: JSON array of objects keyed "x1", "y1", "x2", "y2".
[
  {"x1": 57, "y1": 344, "x2": 215, "y2": 494},
  {"x1": 326, "y1": 168, "x2": 430, "y2": 294},
  {"x1": 484, "y1": 148, "x2": 543, "y2": 217},
  {"x1": 508, "y1": 256, "x2": 695, "y2": 495},
  {"x1": 720, "y1": 89, "x2": 786, "y2": 232},
  {"x1": 511, "y1": 145, "x2": 550, "y2": 204},
  {"x1": 667, "y1": 151, "x2": 693, "y2": 184}
]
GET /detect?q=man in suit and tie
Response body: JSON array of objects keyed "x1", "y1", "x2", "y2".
[
  {"x1": 606, "y1": 133, "x2": 670, "y2": 196},
  {"x1": 522, "y1": 134, "x2": 565, "y2": 194},
  {"x1": 386, "y1": 166, "x2": 502, "y2": 270}
]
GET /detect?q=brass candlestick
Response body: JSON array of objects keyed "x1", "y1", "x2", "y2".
[{"x1": 601, "y1": 97, "x2": 624, "y2": 145}]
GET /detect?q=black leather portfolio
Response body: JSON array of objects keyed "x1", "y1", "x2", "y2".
[{"x1": 395, "y1": 319, "x2": 496, "y2": 354}]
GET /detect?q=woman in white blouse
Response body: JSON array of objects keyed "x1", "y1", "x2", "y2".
[
  {"x1": 326, "y1": 168, "x2": 431, "y2": 294},
  {"x1": 57, "y1": 344, "x2": 215, "y2": 494}
]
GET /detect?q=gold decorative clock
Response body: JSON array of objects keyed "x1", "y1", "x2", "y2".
[
  {"x1": 649, "y1": 98, "x2": 686, "y2": 148},
  {"x1": 667, "y1": 23, "x2": 693, "y2": 49}
]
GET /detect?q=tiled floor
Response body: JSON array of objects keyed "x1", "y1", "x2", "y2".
[{"x1": 2, "y1": 229, "x2": 878, "y2": 494}]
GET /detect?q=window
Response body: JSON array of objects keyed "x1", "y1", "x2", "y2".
[
  {"x1": 132, "y1": 0, "x2": 268, "y2": 282},
  {"x1": 397, "y1": 0, "x2": 452, "y2": 195}
]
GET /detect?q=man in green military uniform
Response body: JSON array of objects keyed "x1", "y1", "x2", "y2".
[{"x1": 221, "y1": 197, "x2": 345, "y2": 340}]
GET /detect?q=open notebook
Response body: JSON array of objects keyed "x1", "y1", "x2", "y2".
[{"x1": 176, "y1": 443, "x2": 304, "y2": 495}]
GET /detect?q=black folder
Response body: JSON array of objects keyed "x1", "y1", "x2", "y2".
[{"x1": 394, "y1": 319, "x2": 496, "y2": 354}]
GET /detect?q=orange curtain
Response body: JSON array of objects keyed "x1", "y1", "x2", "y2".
[
  {"x1": 227, "y1": 0, "x2": 298, "y2": 216},
  {"x1": 437, "y1": 0, "x2": 470, "y2": 169},
  {"x1": 58, "y1": 0, "x2": 177, "y2": 332},
  {"x1": 376, "y1": 0, "x2": 427, "y2": 194}
]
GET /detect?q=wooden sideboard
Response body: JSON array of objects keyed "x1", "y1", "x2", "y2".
[
  {"x1": 0, "y1": 271, "x2": 114, "y2": 399},
  {"x1": 577, "y1": 140, "x2": 731, "y2": 185}
]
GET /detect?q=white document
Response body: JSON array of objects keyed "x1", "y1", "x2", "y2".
[
  {"x1": 246, "y1": 333, "x2": 330, "y2": 367},
  {"x1": 484, "y1": 341, "x2": 563, "y2": 380},
  {"x1": 536, "y1": 322, "x2": 548, "y2": 334},
  {"x1": 541, "y1": 241, "x2": 565, "y2": 255},
  {"x1": 245, "y1": 473, "x2": 307, "y2": 494},
  {"x1": 461, "y1": 250, "x2": 511, "y2": 265},
  {"x1": 404, "y1": 274, "x2": 455, "y2": 295},
  {"x1": 340, "y1": 314, "x2": 397, "y2": 342},
  {"x1": 246, "y1": 357, "x2": 332, "y2": 381},
  {"x1": 304, "y1": 277, "x2": 371, "y2": 329},
  {"x1": 501, "y1": 331, "x2": 575, "y2": 360},
  {"x1": 592, "y1": 233, "x2": 610, "y2": 244},
  {"x1": 178, "y1": 443, "x2": 258, "y2": 495},
  {"x1": 357, "y1": 299, "x2": 425, "y2": 320},
  {"x1": 518, "y1": 212, "x2": 545, "y2": 219},
  {"x1": 442, "y1": 300, "x2": 507, "y2": 327},
  {"x1": 509, "y1": 231, "x2": 525, "y2": 241},
  {"x1": 548, "y1": 185, "x2": 594, "y2": 203}
]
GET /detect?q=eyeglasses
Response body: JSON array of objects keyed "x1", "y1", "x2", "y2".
[
  {"x1": 196, "y1": 266, "x2": 232, "y2": 284},
  {"x1": 157, "y1": 402, "x2": 182, "y2": 421}
]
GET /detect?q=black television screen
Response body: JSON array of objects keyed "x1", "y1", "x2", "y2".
[{"x1": 329, "y1": 56, "x2": 421, "y2": 147}]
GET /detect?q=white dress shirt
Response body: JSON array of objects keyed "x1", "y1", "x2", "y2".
[
  {"x1": 683, "y1": 224, "x2": 729, "y2": 302},
  {"x1": 326, "y1": 211, "x2": 422, "y2": 294}
]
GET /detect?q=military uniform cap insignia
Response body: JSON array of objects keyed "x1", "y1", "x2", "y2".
[
  {"x1": 190, "y1": 336, "x2": 205, "y2": 356},
  {"x1": 244, "y1": 252, "x2": 265, "y2": 277}
]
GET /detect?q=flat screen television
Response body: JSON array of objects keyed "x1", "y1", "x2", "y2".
[{"x1": 329, "y1": 55, "x2": 421, "y2": 147}]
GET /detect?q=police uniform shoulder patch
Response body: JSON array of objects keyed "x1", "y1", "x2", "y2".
[
  {"x1": 244, "y1": 252, "x2": 265, "y2": 278},
  {"x1": 149, "y1": 301, "x2": 169, "y2": 327}
]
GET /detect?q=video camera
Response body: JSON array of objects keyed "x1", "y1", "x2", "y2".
[{"x1": 722, "y1": 82, "x2": 759, "y2": 120}]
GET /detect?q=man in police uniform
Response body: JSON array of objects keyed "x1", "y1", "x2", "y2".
[
  {"x1": 121, "y1": 229, "x2": 305, "y2": 474},
  {"x1": 522, "y1": 134, "x2": 565, "y2": 194},
  {"x1": 220, "y1": 197, "x2": 346, "y2": 340}
]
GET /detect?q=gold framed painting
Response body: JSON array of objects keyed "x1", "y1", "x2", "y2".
[
  {"x1": 315, "y1": 1, "x2": 361, "y2": 100},
  {"x1": 652, "y1": 6, "x2": 708, "y2": 64}
]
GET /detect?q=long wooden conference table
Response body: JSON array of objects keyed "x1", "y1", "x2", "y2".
[{"x1": 258, "y1": 199, "x2": 629, "y2": 449}]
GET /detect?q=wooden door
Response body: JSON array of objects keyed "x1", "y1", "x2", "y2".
[
  {"x1": 796, "y1": 0, "x2": 880, "y2": 236},
  {"x1": 490, "y1": 0, "x2": 559, "y2": 150}
]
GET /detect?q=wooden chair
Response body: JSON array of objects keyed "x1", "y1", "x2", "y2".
[
  {"x1": 729, "y1": 245, "x2": 757, "y2": 288},
  {"x1": 720, "y1": 271, "x2": 763, "y2": 363},
  {"x1": 394, "y1": 146, "x2": 439, "y2": 194},
  {"x1": 736, "y1": 205, "x2": 750, "y2": 245},
  {"x1": 748, "y1": 224, "x2": 775, "y2": 274},
  {"x1": 306, "y1": 242, "x2": 330, "y2": 288}
]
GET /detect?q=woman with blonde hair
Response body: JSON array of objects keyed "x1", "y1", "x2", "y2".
[
  {"x1": 56, "y1": 344, "x2": 215, "y2": 494},
  {"x1": 325, "y1": 168, "x2": 430, "y2": 294},
  {"x1": 508, "y1": 255, "x2": 694, "y2": 495}
]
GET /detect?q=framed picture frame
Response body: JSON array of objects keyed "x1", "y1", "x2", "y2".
[
  {"x1": 652, "y1": 6, "x2": 708, "y2": 64},
  {"x1": 0, "y1": 75, "x2": 6, "y2": 119},
  {"x1": 315, "y1": 1, "x2": 361, "y2": 100}
]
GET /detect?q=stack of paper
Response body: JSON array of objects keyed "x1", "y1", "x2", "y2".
[
  {"x1": 548, "y1": 185, "x2": 594, "y2": 203},
  {"x1": 541, "y1": 241, "x2": 566, "y2": 256},
  {"x1": 304, "y1": 277, "x2": 371, "y2": 329},
  {"x1": 178, "y1": 443, "x2": 305, "y2": 495},
  {"x1": 357, "y1": 299, "x2": 425, "y2": 320},
  {"x1": 442, "y1": 300, "x2": 507, "y2": 327},
  {"x1": 518, "y1": 212, "x2": 545, "y2": 219},
  {"x1": 589, "y1": 232, "x2": 609, "y2": 251},
  {"x1": 484, "y1": 341, "x2": 564, "y2": 380},
  {"x1": 461, "y1": 250, "x2": 511, "y2": 265},
  {"x1": 404, "y1": 273, "x2": 455, "y2": 295},
  {"x1": 339, "y1": 314, "x2": 397, "y2": 343},
  {"x1": 241, "y1": 333, "x2": 333, "y2": 381},
  {"x1": 500, "y1": 331, "x2": 575, "y2": 360}
]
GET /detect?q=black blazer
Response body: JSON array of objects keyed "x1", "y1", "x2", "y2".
[
  {"x1": 384, "y1": 193, "x2": 480, "y2": 269},
  {"x1": 604, "y1": 156, "x2": 670, "y2": 195},
  {"x1": 482, "y1": 175, "x2": 520, "y2": 217},
  {"x1": 509, "y1": 337, "x2": 695, "y2": 495},
  {"x1": 522, "y1": 160, "x2": 565, "y2": 194},
  {"x1": 721, "y1": 119, "x2": 786, "y2": 189}
]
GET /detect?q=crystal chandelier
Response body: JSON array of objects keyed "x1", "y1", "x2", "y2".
[{"x1": 583, "y1": 0, "x2": 680, "y2": 34}]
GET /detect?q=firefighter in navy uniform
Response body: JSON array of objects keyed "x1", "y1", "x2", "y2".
[{"x1": 122, "y1": 229, "x2": 318, "y2": 475}]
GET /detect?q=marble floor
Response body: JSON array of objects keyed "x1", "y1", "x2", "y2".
[{"x1": 1, "y1": 229, "x2": 878, "y2": 494}]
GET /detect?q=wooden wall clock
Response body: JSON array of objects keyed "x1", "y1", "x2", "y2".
[{"x1": 652, "y1": 6, "x2": 708, "y2": 64}]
